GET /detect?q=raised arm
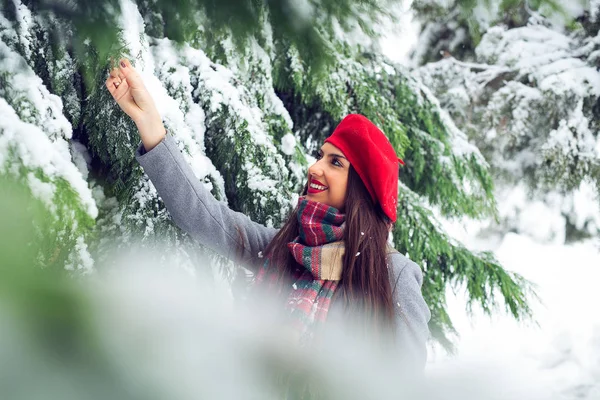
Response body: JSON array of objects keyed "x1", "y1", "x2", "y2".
[
  {"x1": 105, "y1": 58, "x2": 277, "y2": 269},
  {"x1": 135, "y1": 134, "x2": 277, "y2": 268}
]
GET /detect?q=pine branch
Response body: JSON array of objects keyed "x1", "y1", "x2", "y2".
[{"x1": 393, "y1": 183, "x2": 536, "y2": 349}]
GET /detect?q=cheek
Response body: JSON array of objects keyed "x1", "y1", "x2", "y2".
[{"x1": 336, "y1": 174, "x2": 349, "y2": 196}]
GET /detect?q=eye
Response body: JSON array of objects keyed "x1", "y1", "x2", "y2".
[
  {"x1": 316, "y1": 152, "x2": 323, "y2": 160},
  {"x1": 332, "y1": 157, "x2": 343, "y2": 167}
]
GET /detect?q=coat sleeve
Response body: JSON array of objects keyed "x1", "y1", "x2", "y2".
[
  {"x1": 135, "y1": 134, "x2": 278, "y2": 271},
  {"x1": 389, "y1": 253, "x2": 431, "y2": 371}
]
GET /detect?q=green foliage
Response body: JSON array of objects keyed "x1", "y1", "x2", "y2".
[
  {"x1": 415, "y1": 0, "x2": 600, "y2": 242},
  {"x1": 0, "y1": 176, "x2": 91, "y2": 348},
  {"x1": 21, "y1": 0, "x2": 120, "y2": 88},
  {"x1": 275, "y1": 48, "x2": 496, "y2": 219},
  {"x1": 0, "y1": 178, "x2": 155, "y2": 400},
  {"x1": 83, "y1": 82, "x2": 142, "y2": 201},
  {"x1": 393, "y1": 184, "x2": 533, "y2": 349},
  {"x1": 411, "y1": 0, "x2": 569, "y2": 64},
  {"x1": 271, "y1": 32, "x2": 529, "y2": 347},
  {"x1": 0, "y1": 0, "x2": 536, "y2": 349},
  {"x1": 0, "y1": 34, "x2": 96, "y2": 271},
  {"x1": 202, "y1": 112, "x2": 293, "y2": 226},
  {"x1": 0, "y1": 164, "x2": 94, "y2": 271},
  {"x1": 0, "y1": 174, "x2": 54, "y2": 269},
  {"x1": 80, "y1": 59, "x2": 210, "y2": 266},
  {"x1": 19, "y1": 0, "x2": 396, "y2": 80},
  {"x1": 417, "y1": 20, "x2": 600, "y2": 220}
]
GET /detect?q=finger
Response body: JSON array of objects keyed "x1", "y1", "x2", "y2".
[
  {"x1": 109, "y1": 73, "x2": 123, "y2": 90},
  {"x1": 105, "y1": 76, "x2": 127, "y2": 99},
  {"x1": 113, "y1": 79, "x2": 131, "y2": 102},
  {"x1": 119, "y1": 58, "x2": 132, "y2": 69},
  {"x1": 105, "y1": 76, "x2": 117, "y2": 96},
  {"x1": 118, "y1": 58, "x2": 144, "y2": 90},
  {"x1": 109, "y1": 68, "x2": 120, "y2": 79}
]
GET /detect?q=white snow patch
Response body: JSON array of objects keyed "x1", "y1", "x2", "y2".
[
  {"x1": 26, "y1": 172, "x2": 56, "y2": 212},
  {"x1": 118, "y1": 0, "x2": 225, "y2": 198},
  {"x1": 11, "y1": 0, "x2": 34, "y2": 60},
  {"x1": 0, "y1": 40, "x2": 72, "y2": 140},
  {"x1": 0, "y1": 98, "x2": 98, "y2": 219},
  {"x1": 378, "y1": 1, "x2": 420, "y2": 66},
  {"x1": 280, "y1": 133, "x2": 296, "y2": 155},
  {"x1": 592, "y1": 0, "x2": 600, "y2": 22},
  {"x1": 70, "y1": 140, "x2": 92, "y2": 181},
  {"x1": 65, "y1": 236, "x2": 95, "y2": 273}
]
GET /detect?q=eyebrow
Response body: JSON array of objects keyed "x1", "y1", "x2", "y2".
[{"x1": 318, "y1": 149, "x2": 348, "y2": 160}]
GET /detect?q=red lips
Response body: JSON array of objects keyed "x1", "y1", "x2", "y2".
[{"x1": 308, "y1": 178, "x2": 328, "y2": 194}]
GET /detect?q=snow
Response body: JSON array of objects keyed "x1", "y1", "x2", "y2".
[
  {"x1": 0, "y1": 40, "x2": 73, "y2": 141},
  {"x1": 538, "y1": 59, "x2": 600, "y2": 97},
  {"x1": 152, "y1": 34, "x2": 291, "y2": 213},
  {"x1": 1, "y1": 0, "x2": 599, "y2": 395},
  {"x1": 153, "y1": 25, "x2": 293, "y2": 217},
  {"x1": 432, "y1": 233, "x2": 600, "y2": 399},
  {"x1": 118, "y1": 0, "x2": 226, "y2": 200},
  {"x1": 285, "y1": 0, "x2": 314, "y2": 28},
  {"x1": 244, "y1": 161, "x2": 279, "y2": 195},
  {"x1": 119, "y1": 0, "x2": 150, "y2": 68},
  {"x1": 70, "y1": 140, "x2": 92, "y2": 181},
  {"x1": 416, "y1": 81, "x2": 487, "y2": 161},
  {"x1": 442, "y1": 175, "x2": 600, "y2": 247},
  {"x1": 498, "y1": 187, "x2": 566, "y2": 244},
  {"x1": 568, "y1": 181, "x2": 600, "y2": 233},
  {"x1": 12, "y1": 0, "x2": 34, "y2": 60},
  {"x1": 378, "y1": 1, "x2": 420, "y2": 65},
  {"x1": 0, "y1": 13, "x2": 17, "y2": 43},
  {"x1": 0, "y1": 90, "x2": 96, "y2": 270},
  {"x1": 476, "y1": 25, "x2": 600, "y2": 98},
  {"x1": 544, "y1": 100, "x2": 597, "y2": 160},
  {"x1": 478, "y1": 25, "x2": 568, "y2": 67},
  {"x1": 558, "y1": 0, "x2": 588, "y2": 21},
  {"x1": 65, "y1": 236, "x2": 95, "y2": 273},
  {"x1": 593, "y1": 0, "x2": 600, "y2": 22},
  {"x1": 415, "y1": 18, "x2": 600, "y2": 220},
  {"x1": 431, "y1": 180, "x2": 600, "y2": 399},
  {"x1": 0, "y1": 97, "x2": 97, "y2": 219},
  {"x1": 280, "y1": 132, "x2": 296, "y2": 155},
  {"x1": 26, "y1": 172, "x2": 56, "y2": 212},
  {"x1": 247, "y1": 38, "x2": 294, "y2": 129},
  {"x1": 472, "y1": 0, "x2": 500, "y2": 31},
  {"x1": 330, "y1": 16, "x2": 374, "y2": 50},
  {"x1": 0, "y1": 38, "x2": 97, "y2": 219},
  {"x1": 181, "y1": 42, "x2": 276, "y2": 148}
]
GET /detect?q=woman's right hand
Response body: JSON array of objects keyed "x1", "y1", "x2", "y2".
[{"x1": 105, "y1": 58, "x2": 166, "y2": 151}]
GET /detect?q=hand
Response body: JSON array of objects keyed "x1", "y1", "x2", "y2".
[
  {"x1": 105, "y1": 59, "x2": 166, "y2": 151},
  {"x1": 105, "y1": 58, "x2": 157, "y2": 123}
]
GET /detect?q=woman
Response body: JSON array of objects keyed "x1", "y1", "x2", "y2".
[{"x1": 106, "y1": 59, "x2": 431, "y2": 369}]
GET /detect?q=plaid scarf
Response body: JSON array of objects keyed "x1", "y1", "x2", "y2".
[{"x1": 255, "y1": 197, "x2": 346, "y2": 340}]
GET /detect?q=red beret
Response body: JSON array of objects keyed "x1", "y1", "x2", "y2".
[{"x1": 324, "y1": 114, "x2": 402, "y2": 223}]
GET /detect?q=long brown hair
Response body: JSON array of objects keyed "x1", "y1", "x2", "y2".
[{"x1": 262, "y1": 165, "x2": 396, "y2": 333}]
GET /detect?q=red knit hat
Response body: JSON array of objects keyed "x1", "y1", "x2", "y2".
[{"x1": 324, "y1": 114, "x2": 403, "y2": 223}]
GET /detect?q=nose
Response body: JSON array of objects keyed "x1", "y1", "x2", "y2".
[{"x1": 308, "y1": 159, "x2": 324, "y2": 178}]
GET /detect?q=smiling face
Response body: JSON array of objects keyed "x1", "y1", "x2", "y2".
[{"x1": 306, "y1": 142, "x2": 350, "y2": 211}]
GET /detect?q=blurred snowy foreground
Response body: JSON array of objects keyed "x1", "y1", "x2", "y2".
[
  {"x1": 2, "y1": 186, "x2": 600, "y2": 399},
  {"x1": 2, "y1": 234, "x2": 598, "y2": 400}
]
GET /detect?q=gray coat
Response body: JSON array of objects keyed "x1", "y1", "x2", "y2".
[{"x1": 135, "y1": 134, "x2": 431, "y2": 369}]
